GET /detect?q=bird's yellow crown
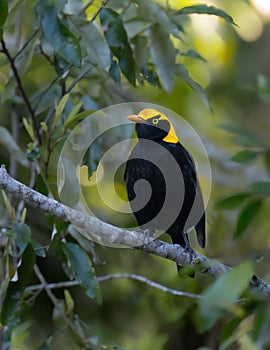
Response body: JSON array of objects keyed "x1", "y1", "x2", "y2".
[{"x1": 137, "y1": 108, "x2": 179, "y2": 144}]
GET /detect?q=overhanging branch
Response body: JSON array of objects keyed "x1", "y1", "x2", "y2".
[{"x1": 0, "y1": 164, "x2": 269, "y2": 295}]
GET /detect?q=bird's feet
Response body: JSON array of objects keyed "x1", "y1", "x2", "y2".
[{"x1": 183, "y1": 235, "x2": 195, "y2": 264}]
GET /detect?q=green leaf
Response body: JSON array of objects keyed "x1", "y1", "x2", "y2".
[
  {"x1": 141, "y1": 67, "x2": 161, "y2": 88},
  {"x1": 30, "y1": 239, "x2": 46, "y2": 257},
  {"x1": 36, "y1": 0, "x2": 81, "y2": 67},
  {"x1": 251, "y1": 303, "x2": 270, "y2": 346},
  {"x1": 12, "y1": 222, "x2": 31, "y2": 255},
  {"x1": 264, "y1": 150, "x2": 270, "y2": 175},
  {"x1": 64, "y1": 109, "x2": 94, "y2": 129},
  {"x1": 22, "y1": 117, "x2": 35, "y2": 142},
  {"x1": 64, "y1": 289, "x2": 74, "y2": 315},
  {"x1": 100, "y1": 7, "x2": 135, "y2": 85},
  {"x1": 257, "y1": 74, "x2": 270, "y2": 105},
  {"x1": 199, "y1": 262, "x2": 253, "y2": 331},
  {"x1": 146, "y1": 23, "x2": 175, "y2": 92},
  {"x1": 55, "y1": 93, "x2": 69, "y2": 127},
  {"x1": 0, "y1": 0, "x2": 8, "y2": 39},
  {"x1": 175, "y1": 64, "x2": 211, "y2": 109},
  {"x1": 36, "y1": 173, "x2": 49, "y2": 196},
  {"x1": 215, "y1": 193, "x2": 250, "y2": 210},
  {"x1": 15, "y1": 32, "x2": 38, "y2": 77},
  {"x1": 133, "y1": 0, "x2": 182, "y2": 40},
  {"x1": 1, "y1": 189, "x2": 15, "y2": 220},
  {"x1": 0, "y1": 126, "x2": 28, "y2": 166},
  {"x1": 230, "y1": 149, "x2": 258, "y2": 163},
  {"x1": 132, "y1": 35, "x2": 148, "y2": 70},
  {"x1": 181, "y1": 49, "x2": 206, "y2": 62},
  {"x1": 75, "y1": 21, "x2": 111, "y2": 71},
  {"x1": 234, "y1": 199, "x2": 262, "y2": 238},
  {"x1": 109, "y1": 58, "x2": 121, "y2": 83},
  {"x1": 62, "y1": 242, "x2": 102, "y2": 304},
  {"x1": 64, "y1": 101, "x2": 83, "y2": 128},
  {"x1": 68, "y1": 225, "x2": 103, "y2": 265},
  {"x1": 219, "y1": 124, "x2": 265, "y2": 147},
  {"x1": 248, "y1": 181, "x2": 270, "y2": 197},
  {"x1": 1, "y1": 245, "x2": 35, "y2": 326},
  {"x1": 177, "y1": 4, "x2": 236, "y2": 25}
]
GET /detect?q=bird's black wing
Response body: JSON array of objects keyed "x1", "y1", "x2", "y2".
[{"x1": 175, "y1": 144, "x2": 206, "y2": 248}]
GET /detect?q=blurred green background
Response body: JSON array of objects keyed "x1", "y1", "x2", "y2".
[{"x1": 1, "y1": 0, "x2": 270, "y2": 349}]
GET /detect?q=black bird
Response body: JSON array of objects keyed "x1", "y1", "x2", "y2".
[{"x1": 124, "y1": 108, "x2": 206, "y2": 268}]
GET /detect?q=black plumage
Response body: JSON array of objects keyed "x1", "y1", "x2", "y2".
[{"x1": 124, "y1": 109, "x2": 206, "y2": 259}]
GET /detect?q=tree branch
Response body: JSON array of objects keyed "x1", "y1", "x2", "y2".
[
  {"x1": 25, "y1": 273, "x2": 202, "y2": 299},
  {"x1": 1, "y1": 38, "x2": 42, "y2": 145},
  {"x1": 0, "y1": 165, "x2": 269, "y2": 295}
]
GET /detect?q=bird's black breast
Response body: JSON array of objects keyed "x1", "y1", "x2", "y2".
[{"x1": 124, "y1": 139, "x2": 198, "y2": 233}]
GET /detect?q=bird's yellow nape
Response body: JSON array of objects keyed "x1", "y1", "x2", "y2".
[{"x1": 138, "y1": 108, "x2": 179, "y2": 144}]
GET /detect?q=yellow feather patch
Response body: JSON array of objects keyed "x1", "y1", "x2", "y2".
[{"x1": 138, "y1": 109, "x2": 179, "y2": 144}]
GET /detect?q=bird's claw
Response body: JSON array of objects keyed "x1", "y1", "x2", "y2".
[{"x1": 184, "y1": 243, "x2": 195, "y2": 264}]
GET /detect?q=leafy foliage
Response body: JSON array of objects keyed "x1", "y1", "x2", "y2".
[
  {"x1": 0, "y1": 0, "x2": 269, "y2": 349},
  {"x1": 199, "y1": 262, "x2": 253, "y2": 330}
]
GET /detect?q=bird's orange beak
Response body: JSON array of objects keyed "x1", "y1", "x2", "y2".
[{"x1": 126, "y1": 115, "x2": 145, "y2": 123}]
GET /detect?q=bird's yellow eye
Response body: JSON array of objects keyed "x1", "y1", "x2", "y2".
[{"x1": 152, "y1": 118, "x2": 159, "y2": 125}]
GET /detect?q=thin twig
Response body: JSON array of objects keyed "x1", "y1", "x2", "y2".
[
  {"x1": 25, "y1": 273, "x2": 202, "y2": 299},
  {"x1": 13, "y1": 29, "x2": 39, "y2": 60},
  {"x1": 1, "y1": 38, "x2": 42, "y2": 145},
  {"x1": 90, "y1": 0, "x2": 111, "y2": 23},
  {"x1": 34, "y1": 264, "x2": 59, "y2": 305},
  {"x1": 66, "y1": 64, "x2": 94, "y2": 93}
]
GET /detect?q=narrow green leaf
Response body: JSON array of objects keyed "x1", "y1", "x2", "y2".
[
  {"x1": 234, "y1": 199, "x2": 262, "y2": 238},
  {"x1": 248, "y1": 181, "x2": 270, "y2": 197},
  {"x1": 215, "y1": 193, "x2": 250, "y2": 210},
  {"x1": 62, "y1": 242, "x2": 102, "y2": 304},
  {"x1": 199, "y1": 262, "x2": 253, "y2": 331},
  {"x1": 175, "y1": 64, "x2": 210, "y2": 109},
  {"x1": 177, "y1": 4, "x2": 236, "y2": 25},
  {"x1": 64, "y1": 109, "x2": 94, "y2": 129},
  {"x1": 100, "y1": 7, "x2": 135, "y2": 85},
  {"x1": 181, "y1": 49, "x2": 206, "y2": 62},
  {"x1": 264, "y1": 150, "x2": 270, "y2": 175},
  {"x1": 35, "y1": 0, "x2": 81, "y2": 67},
  {"x1": 0, "y1": 0, "x2": 8, "y2": 39},
  {"x1": 109, "y1": 58, "x2": 121, "y2": 83},
  {"x1": 64, "y1": 289, "x2": 74, "y2": 315},
  {"x1": 22, "y1": 117, "x2": 35, "y2": 142},
  {"x1": 1, "y1": 189, "x2": 15, "y2": 220},
  {"x1": 146, "y1": 23, "x2": 175, "y2": 92},
  {"x1": 230, "y1": 149, "x2": 258, "y2": 163},
  {"x1": 64, "y1": 101, "x2": 83, "y2": 128},
  {"x1": 55, "y1": 93, "x2": 69, "y2": 126},
  {"x1": 12, "y1": 222, "x2": 31, "y2": 255}
]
